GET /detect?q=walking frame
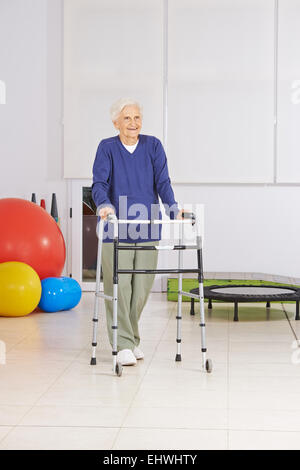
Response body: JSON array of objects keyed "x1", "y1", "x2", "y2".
[{"x1": 90, "y1": 212, "x2": 212, "y2": 377}]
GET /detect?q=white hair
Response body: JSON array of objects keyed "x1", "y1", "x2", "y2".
[{"x1": 110, "y1": 97, "x2": 143, "y2": 122}]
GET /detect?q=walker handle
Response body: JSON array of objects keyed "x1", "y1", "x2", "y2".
[
  {"x1": 106, "y1": 213, "x2": 117, "y2": 222},
  {"x1": 181, "y1": 211, "x2": 196, "y2": 225},
  {"x1": 103, "y1": 212, "x2": 196, "y2": 225}
]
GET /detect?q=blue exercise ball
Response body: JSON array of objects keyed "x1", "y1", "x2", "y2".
[{"x1": 38, "y1": 277, "x2": 82, "y2": 313}]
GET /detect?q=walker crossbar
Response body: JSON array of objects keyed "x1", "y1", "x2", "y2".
[
  {"x1": 95, "y1": 214, "x2": 195, "y2": 226},
  {"x1": 180, "y1": 291, "x2": 201, "y2": 300},
  {"x1": 117, "y1": 244, "x2": 198, "y2": 250},
  {"x1": 118, "y1": 269, "x2": 202, "y2": 274},
  {"x1": 90, "y1": 212, "x2": 212, "y2": 376},
  {"x1": 95, "y1": 292, "x2": 113, "y2": 301}
]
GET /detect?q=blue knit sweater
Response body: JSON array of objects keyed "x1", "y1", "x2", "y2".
[{"x1": 92, "y1": 134, "x2": 178, "y2": 243}]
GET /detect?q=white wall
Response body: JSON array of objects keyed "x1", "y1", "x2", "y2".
[
  {"x1": 168, "y1": 0, "x2": 275, "y2": 183},
  {"x1": 277, "y1": 0, "x2": 300, "y2": 182},
  {"x1": 64, "y1": 0, "x2": 164, "y2": 179},
  {"x1": 0, "y1": 0, "x2": 69, "y2": 274},
  {"x1": 172, "y1": 184, "x2": 300, "y2": 279},
  {"x1": 1, "y1": 0, "x2": 300, "y2": 281}
]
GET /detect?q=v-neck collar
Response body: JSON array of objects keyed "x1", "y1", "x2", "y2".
[{"x1": 117, "y1": 135, "x2": 141, "y2": 156}]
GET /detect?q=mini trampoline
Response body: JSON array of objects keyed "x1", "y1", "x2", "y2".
[{"x1": 189, "y1": 284, "x2": 300, "y2": 322}]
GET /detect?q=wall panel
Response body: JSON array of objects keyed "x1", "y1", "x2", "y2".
[
  {"x1": 277, "y1": 0, "x2": 300, "y2": 182},
  {"x1": 168, "y1": 0, "x2": 275, "y2": 183},
  {"x1": 64, "y1": 0, "x2": 164, "y2": 178}
]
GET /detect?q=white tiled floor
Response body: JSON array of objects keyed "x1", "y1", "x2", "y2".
[{"x1": 0, "y1": 293, "x2": 300, "y2": 450}]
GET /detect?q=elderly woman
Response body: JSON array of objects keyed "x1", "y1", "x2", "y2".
[{"x1": 92, "y1": 98, "x2": 185, "y2": 366}]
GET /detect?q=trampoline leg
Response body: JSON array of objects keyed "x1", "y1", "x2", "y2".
[
  {"x1": 266, "y1": 301, "x2": 271, "y2": 321},
  {"x1": 296, "y1": 301, "x2": 300, "y2": 321},
  {"x1": 208, "y1": 299, "x2": 212, "y2": 309},
  {"x1": 190, "y1": 298, "x2": 195, "y2": 316},
  {"x1": 234, "y1": 302, "x2": 239, "y2": 322}
]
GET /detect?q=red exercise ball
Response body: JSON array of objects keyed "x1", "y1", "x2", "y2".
[{"x1": 0, "y1": 198, "x2": 66, "y2": 280}]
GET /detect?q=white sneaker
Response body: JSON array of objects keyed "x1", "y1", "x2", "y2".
[
  {"x1": 117, "y1": 349, "x2": 137, "y2": 366},
  {"x1": 133, "y1": 347, "x2": 144, "y2": 360}
]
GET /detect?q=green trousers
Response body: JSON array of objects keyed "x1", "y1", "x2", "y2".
[{"x1": 101, "y1": 241, "x2": 159, "y2": 351}]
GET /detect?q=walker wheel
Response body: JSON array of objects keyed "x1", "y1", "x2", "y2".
[
  {"x1": 205, "y1": 359, "x2": 213, "y2": 373},
  {"x1": 115, "y1": 362, "x2": 123, "y2": 377}
]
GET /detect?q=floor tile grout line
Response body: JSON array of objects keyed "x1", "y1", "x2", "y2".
[
  {"x1": 2, "y1": 424, "x2": 300, "y2": 434},
  {"x1": 0, "y1": 348, "x2": 86, "y2": 446},
  {"x1": 2, "y1": 330, "x2": 39, "y2": 354},
  {"x1": 112, "y1": 297, "x2": 218, "y2": 448},
  {"x1": 0, "y1": 329, "x2": 78, "y2": 446},
  {"x1": 110, "y1": 302, "x2": 177, "y2": 449},
  {"x1": 0, "y1": 426, "x2": 14, "y2": 447},
  {"x1": 3, "y1": 294, "x2": 300, "y2": 448},
  {"x1": 0, "y1": 424, "x2": 226, "y2": 430},
  {"x1": 281, "y1": 302, "x2": 300, "y2": 344},
  {"x1": 226, "y1": 301, "x2": 297, "y2": 450}
]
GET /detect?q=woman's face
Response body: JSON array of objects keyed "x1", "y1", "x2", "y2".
[{"x1": 113, "y1": 105, "x2": 142, "y2": 143}]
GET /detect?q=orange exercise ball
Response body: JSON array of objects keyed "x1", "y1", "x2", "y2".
[{"x1": 0, "y1": 198, "x2": 66, "y2": 280}]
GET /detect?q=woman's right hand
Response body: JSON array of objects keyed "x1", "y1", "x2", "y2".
[{"x1": 99, "y1": 206, "x2": 115, "y2": 220}]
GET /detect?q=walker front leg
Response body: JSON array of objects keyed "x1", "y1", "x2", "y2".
[
  {"x1": 112, "y1": 236, "x2": 122, "y2": 377},
  {"x1": 90, "y1": 220, "x2": 104, "y2": 366},
  {"x1": 196, "y1": 234, "x2": 212, "y2": 373},
  {"x1": 112, "y1": 283, "x2": 121, "y2": 375},
  {"x1": 175, "y1": 223, "x2": 184, "y2": 362}
]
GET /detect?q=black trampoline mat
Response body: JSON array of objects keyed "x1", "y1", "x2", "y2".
[
  {"x1": 189, "y1": 284, "x2": 300, "y2": 322},
  {"x1": 190, "y1": 284, "x2": 300, "y2": 303},
  {"x1": 210, "y1": 286, "x2": 297, "y2": 296}
]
